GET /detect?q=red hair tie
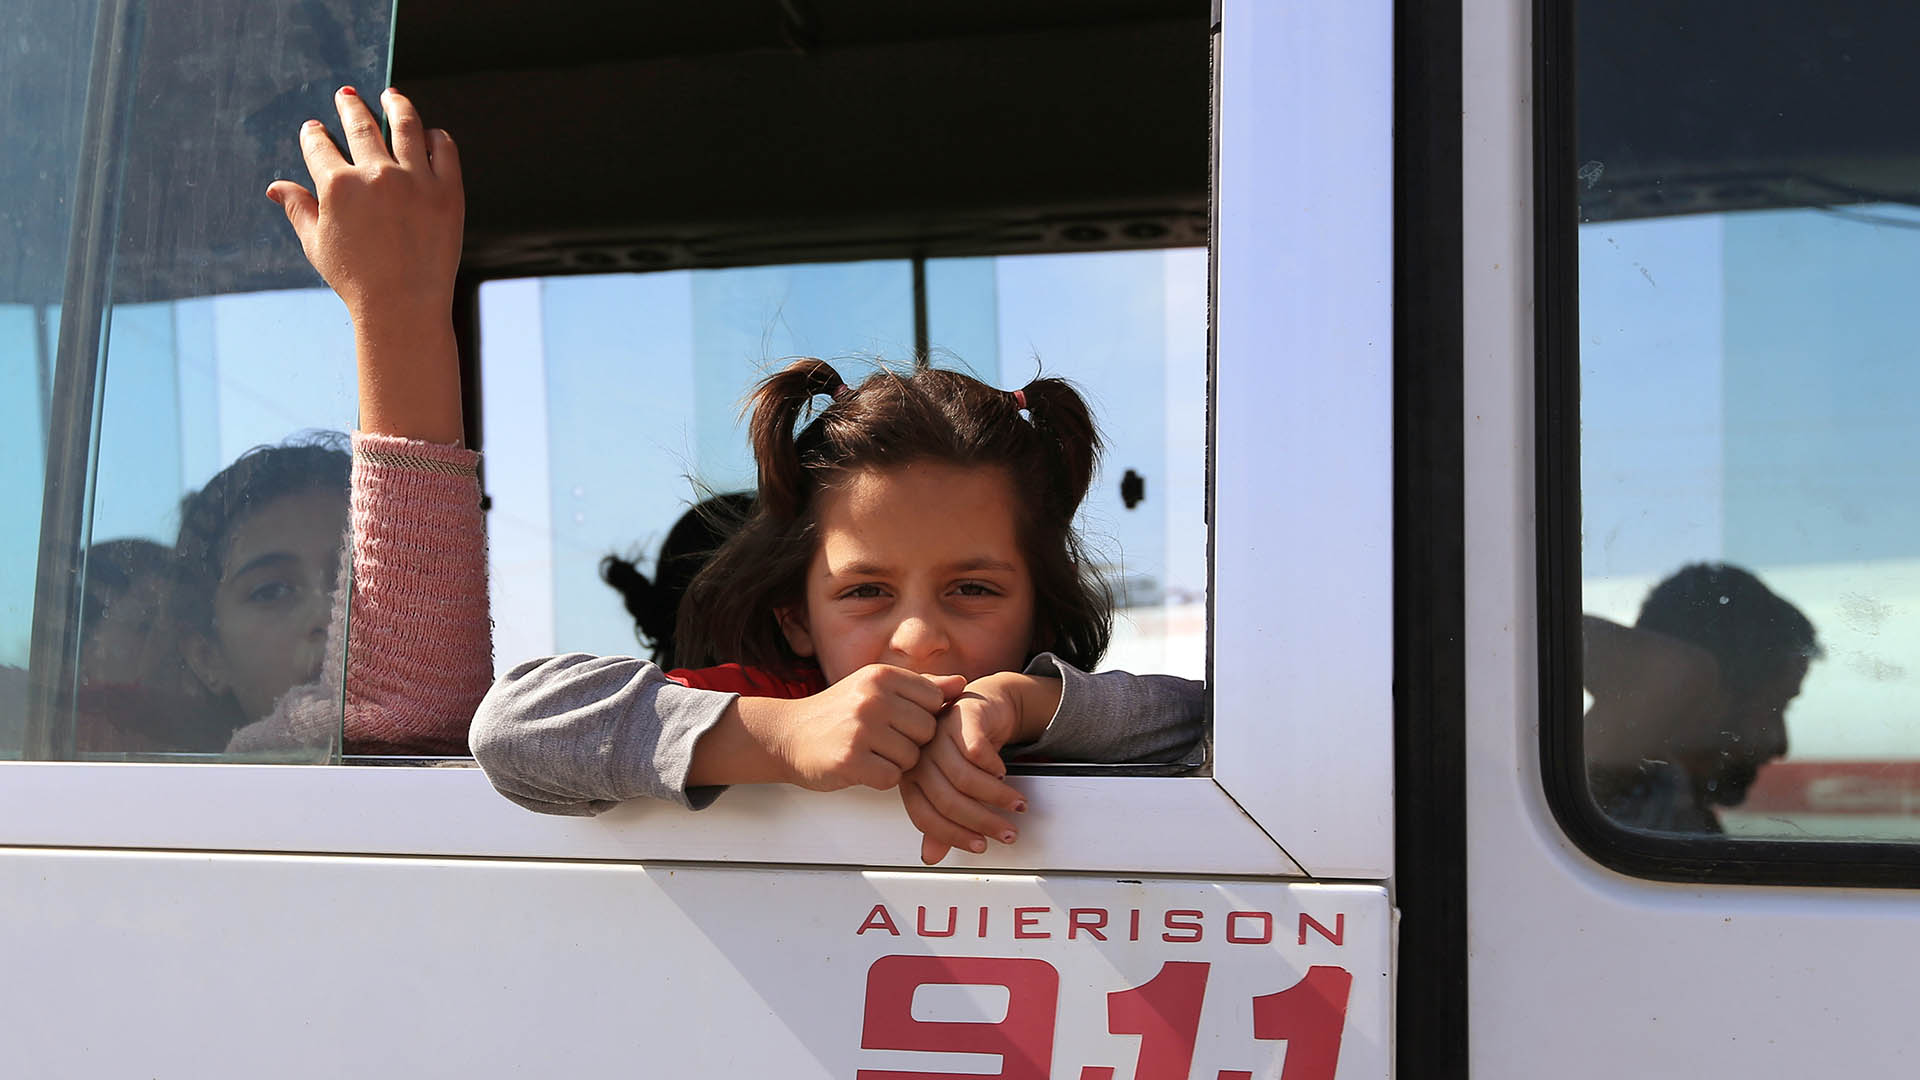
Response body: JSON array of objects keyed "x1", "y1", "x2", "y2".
[{"x1": 1010, "y1": 389, "x2": 1028, "y2": 411}]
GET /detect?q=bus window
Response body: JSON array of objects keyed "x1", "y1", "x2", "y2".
[
  {"x1": 1557, "y1": 2, "x2": 1920, "y2": 860},
  {"x1": 3, "y1": 0, "x2": 1214, "y2": 786},
  {"x1": 479, "y1": 247, "x2": 1207, "y2": 698},
  {"x1": 480, "y1": 261, "x2": 917, "y2": 667},
  {"x1": 0, "y1": 0, "x2": 391, "y2": 762}
]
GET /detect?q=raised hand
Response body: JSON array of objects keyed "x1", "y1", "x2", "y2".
[
  {"x1": 900, "y1": 671, "x2": 1059, "y2": 864},
  {"x1": 265, "y1": 87, "x2": 465, "y2": 443}
]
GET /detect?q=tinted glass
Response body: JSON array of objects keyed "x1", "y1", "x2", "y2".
[{"x1": 1576, "y1": 2, "x2": 1920, "y2": 840}]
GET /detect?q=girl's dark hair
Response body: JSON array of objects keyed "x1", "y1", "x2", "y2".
[
  {"x1": 677, "y1": 359, "x2": 1110, "y2": 672},
  {"x1": 603, "y1": 492, "x2": 755, "y2": 666},
  {"x1": 170, "y1": 434, "x2": 351, "y2": 634}
]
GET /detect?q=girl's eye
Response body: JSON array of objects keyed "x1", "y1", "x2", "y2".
[
  {"x1": 839, "y1": 583, "x2": 889, "y2": 601},
  {"x1": 951, "y1": 580, "x2": 1003, "y2": 598},
  {"x1": 246, "y1": 581, "x2": 295, "y2": 605}
]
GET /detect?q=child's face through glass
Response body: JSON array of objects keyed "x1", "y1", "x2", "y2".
[
  {"x1": 184, "y1": 488, "x2": 345, "y2": 722},
  {"x1": 778, "y1": 462, "x2": 1036, "y2": 685}
]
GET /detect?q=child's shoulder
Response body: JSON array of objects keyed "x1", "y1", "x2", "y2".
[{"x1": 665, "y1": 662, "x2": 827, "y2": 699}]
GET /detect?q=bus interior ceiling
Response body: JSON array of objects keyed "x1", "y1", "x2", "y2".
[
  {"x1": 391, "y1": 0, "x2": 1214, "y2": 278},
  {"x1": 1576, "y1": 0, "x2": 1920, "y2": 224}
]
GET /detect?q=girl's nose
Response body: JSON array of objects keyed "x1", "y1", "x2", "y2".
[
  {"x1": 888, "y1": 611, "x2": 950, "y2": 669},
  {"x1": 304, "y1": 581, "x2": 334, "y2": 637}
]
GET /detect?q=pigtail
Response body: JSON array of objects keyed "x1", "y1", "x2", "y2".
[
  {"x1": 748, "y1": 358, "x2": 846, "y2": 520},
  {"x1": 601, "y1": 555, "x2": 674, "y2": 657},
  {"x1": 1016, "y1": 377, "x2": 1102, "y2": 514}
]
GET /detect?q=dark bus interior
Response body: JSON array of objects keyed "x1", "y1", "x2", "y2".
[{"x1": 394, "y1": 0, "x2": 1211, "y2": 279}]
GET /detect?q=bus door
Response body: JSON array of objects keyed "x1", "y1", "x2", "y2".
[{"x1": 0, "y1": 1, "x2": 1399, "y2": 1077}]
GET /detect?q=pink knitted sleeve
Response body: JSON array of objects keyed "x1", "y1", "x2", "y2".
[{"x1": 343, "y1": 432, "x2": 493, "y2": 755}]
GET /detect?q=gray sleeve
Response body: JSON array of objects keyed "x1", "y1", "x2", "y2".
[
  {"x1": 1011, "y1": 653, "x2": 1206, "y2": 764},
  {"x1": 467, "y1": 653, "x2": 739, "y2": 816}
]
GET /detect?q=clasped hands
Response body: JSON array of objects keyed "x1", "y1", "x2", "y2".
[{"x1": 767, "y1": 665, "x2": 1058, "y2": 865}]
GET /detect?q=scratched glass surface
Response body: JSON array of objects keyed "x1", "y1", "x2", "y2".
[
  {"x1": 0, "y1": 0, "x2": 391, "y2": 762},
  {"x1": 1575, "y1": 5, "x2": 1920, "y2": 840}
]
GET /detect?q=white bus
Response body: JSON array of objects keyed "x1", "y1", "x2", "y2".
[{"x1": 3, "y1": 0, "x2": 1915, "y2": 1076}]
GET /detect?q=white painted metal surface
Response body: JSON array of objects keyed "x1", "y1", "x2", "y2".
[
  {"x1": 0, "y1": 851, "x2": 1389, "y2": 1079},
  {"x1": 1212, "y1": 0, "x2": 1396, "y2": 880},
  {"x1": 0, "y1": 765, "x2": 1300, "y2": 876},
  {"x1": 1463, "y1": 0, "x2": 1920, "y2": 1073}
]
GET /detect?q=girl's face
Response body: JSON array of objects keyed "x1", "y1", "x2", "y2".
[
  {"x1": 185, "y1": 488, "x2": 345, "y2": 722},
  {"x1": 779, "y1": 462, "x2": 1036, "y2": 684}
]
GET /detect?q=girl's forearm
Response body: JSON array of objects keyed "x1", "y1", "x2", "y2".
[
  {"x1": 1012, "y1": 674, "x2": 1063, "y2": 744},
  {"x1": 354, "y1": 312, "x2": 464, "y2": 444},
  {"x1": 685, "y1": 697, "x2": 797, "y2": 787}
]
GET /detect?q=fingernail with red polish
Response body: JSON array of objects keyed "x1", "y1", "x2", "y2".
[
  {"x1": 999, "y1": 831, "x2": 1017, "y2": 845},
  {"x1": 1012, "y1": 801, "x2": 1028, "y2": 814},
  {"x1": 339, "y1": 86, "x2": 356, "y2": 97}
]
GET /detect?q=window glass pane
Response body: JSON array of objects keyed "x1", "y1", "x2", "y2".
[
  {"x1": 87, "y1": 292, "x2": 357, "y2": 760},
  {"x1": 482, "y1": 251, "x2": 1207, "y2": 686},
  {"x1": 1576, "y1": 4, "x2": 1920, "y2": 840},
  {"x1": 0, "y1": 304, "x2": 52, "y2": 756},
  {"x1": 927, "y1": 251, "x2": 1208, "y2": 679},
  {"x1": 0, "y1": 0, "x2": 390, "y2": 762},
  {"x1": 483, "y1": 262, "x2": 915, "y2": 664},
  {"x1": 0, "y1": 0, "x2": 94, "y2": 760}
]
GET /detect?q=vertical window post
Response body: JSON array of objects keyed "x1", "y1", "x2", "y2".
[{"x1": 24, "y1": 0, "x2": 143, "y2": 760}]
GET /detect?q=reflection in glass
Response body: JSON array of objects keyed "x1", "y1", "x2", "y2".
[
  {"x1": 1576, "y1": 2, "x2": 1920, "y2": 840},
  {"x1": 0, "y1": 0, "x2": 388, "y2": 761},
  {"x1": 1583, "y1": 566, "x2": 1820, "y2": 834},
  {"x1": 1581, "y1": 205, "x2": 1920, "y2": 839}
]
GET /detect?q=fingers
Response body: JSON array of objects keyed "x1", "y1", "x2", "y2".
[
  {"x1": 427, "y1": 127, "x2": 461, "y2": 184},
  {"x1": 382, "y1": 88, "x2": 430, "y2": 170},
  {"x1": 920, "y1": 835, "x2": 954, "y2": 866},
  {"x1": 936, "y1": 740, "x2": 1024, "y2": 812},
  {"x1": 901, "y1": 779, "x2": 989, "y2": 857},
  {"x1": 334, "y1": 86, "x2": 391, "y2": 166},
  {"x1": 298, "y1": 118, "x2": 348, "y2": 180},
  {"x1": 880, "y1": 667, "x2": 959, "y2": 716},
  {"x1": 917, "y1": 746, "x2": 1020, "y2": 841},
  {"x1": 264, "y1": 181, "x2": 319, "y2": 246},
  {"x1": 856, "y1": 753, "x2": 905, "y2": 792},
  {"x1": 956, "y1": 707, "x2": 1010, "y2": 777},
  {"x1": 851, "y1": 667, "x2": 943, "y2": 742},
  {"x1": 887, "y1": 698, "x2": 937, "y2": 744},
  {"x1": 868, "y1": 726, "x2": 925, "y2": 773}
]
